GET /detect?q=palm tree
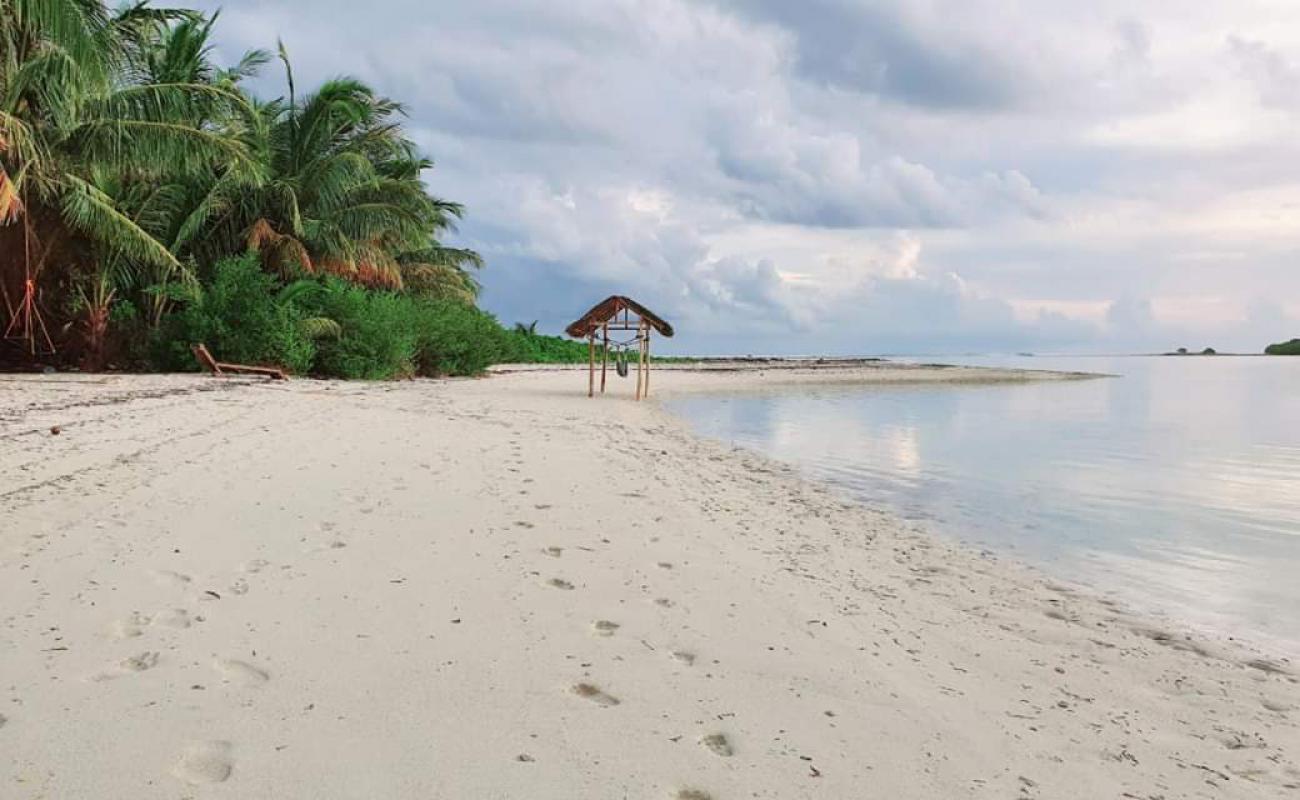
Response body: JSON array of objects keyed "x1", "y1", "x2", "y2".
[
  {"x1": 89, "y1": 10, "x2": 268, "y2": 329},
  {"x1": 0, "y1": 0, "x2": 251, "y2": 354},
  {"x1": 176, "y1": 45, "x2": 482, "y2": 299},
  {"x1": 2, "y1": 3, "x2": 483, "y2": 367}
]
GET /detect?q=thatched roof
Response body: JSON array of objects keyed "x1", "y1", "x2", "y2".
[{"x1": 565, "y1": 296, "x2": 674, "y2": 338}]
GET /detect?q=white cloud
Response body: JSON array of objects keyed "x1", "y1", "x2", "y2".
[
  {"x1": 1229, "y1": 35, "x2": 1300, "y2": 109},
  {"x1": 195, "y1": 0, "x2": 1300, "y2": 353}
]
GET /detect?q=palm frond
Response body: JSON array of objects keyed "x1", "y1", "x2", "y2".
[
  {"x1": 276, "y1": 278, "x2": 325, "y2": 305},
  {"x1": 300, "y1": 150, "x2": 374, "y2": 214},
  {"x1": 400, "y1": 244, "x2": 484, "y2": 271},
  {"x1": 401, "y1": 261, "x2": 478, "y2": 303},
  {"x1": 96, "y1": 81, "x2": 251, "y2": 120},
  {"x1": 247, "y1": 216, "x2": 312, "y2": 277},
  {"x1": 170, "y1": 171, "x2": 251, "y2": 251},
  {"x1": 60, "y1": 174, "x2": 180, "y2": 270},
  {"x1": 217, "y1": 48, "x2": 271, "y2": 86},
  {"x1": 4, "y1": 45, "x2": 84, "y2": 129},
  {"x1": 0, "y1": 112, "x2": 40, "y2": 165},
  {"x1": 298, "y1": 316, "x2": 341, "y2": 340},
  {"x1": 71, "y1": 117, "x2": 252, "y2": 177},
  {"x1": 328, "y1": 201, "x2": 428, "y2": 243},
  {"x1": 130, "y1": 180, "x2": 189, "y2": 238},
  {"x1": 10, "y1": 0, "x2": 117, "y2": 80},
  {"x1": 0, "y1": 166, "x2": 26, "y2": 223}
]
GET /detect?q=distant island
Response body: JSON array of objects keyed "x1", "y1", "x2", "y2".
[
  {"x1": 1265, "y1": 338, "x2": 1300, "y2": 355},
  {"x1": 1164, "y1": 347, "x2": 1217, "y2": 356}
]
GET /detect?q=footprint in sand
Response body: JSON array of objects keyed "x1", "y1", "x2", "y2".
[
  {"x1": 213, "y1": 658, "x2": 269, "y2": 686},
  {"x1": 675, "y1": 790, "x2": 713, "y2": 800},
  {"x1": 114, "y1": 609, "x2": 192, "y2": 638},
  {"x1": 172, "y1": 740, "x2": 233, "y2": 784},
  {"x1": 112, "y1": 612, "x2": 151, "y2": 639},
  {"x1": 700, "y1": 733, "x2": 733, "y2": 757},
  {"x1": 546, "y1": 578, "x2": 575, "y2": 590},
  {"x1": 542, "y1": 546, "x2": 563, "y2": 558},
  {"x1": 653, "y1": 597, "x2": 674, "y2": 608},
  {"x1": 591, "y1": 620, "x2": 620, "y2": 637},
  {"x1": 151, "y1": 608, "x2": 192, "y2": 629},
  {"x1": 228, "y1": 578, "x2": 250, "y2": 596},
  {"x1": 123, "y1": 651, "x2": 160, "y2": 671},
  {"x1": 150, "y1": 570, "x2": 192, "y2": 589},
  {"x1": 670, "y1": 650, "x2": 696, "y2": 666},
  {"x1": 571, "y1": 683, "x2": 620, "y2": 707},
  {"x1": 240, "y1": 559, "x2": 270, "y2": 574},
  {"x1": 88, "y1": 651, "x2": 160, "y2": 681}
]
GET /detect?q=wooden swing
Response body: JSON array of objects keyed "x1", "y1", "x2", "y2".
[{"x1": 565, "y1": 296, "x2": 673, "y2": 400}]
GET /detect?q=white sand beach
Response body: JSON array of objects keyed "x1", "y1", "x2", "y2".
[{"x1": 1, "y1": 366, "x2": 1296, "y2": 799}]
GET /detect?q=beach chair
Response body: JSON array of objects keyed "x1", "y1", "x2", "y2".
[{"x1": 191, "y1": 343, "x2": 288, "y2": 380}]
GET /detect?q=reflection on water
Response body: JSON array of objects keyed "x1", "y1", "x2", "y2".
[{"x1": 666, "y1": 356, "x2": 1300, "y2": 655}]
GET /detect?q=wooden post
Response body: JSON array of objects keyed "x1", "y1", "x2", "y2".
[
  {"x1": 644, "y1": 330, "x2": 651, "y2": 397},
  {"x1": 588, "y1": 333, "x2": 595, "y2": 397},
  {"x1": 600, "y1": 322, "x2": 608, "y2": 393},
  {"x1": 634, "y1": 320, "x2": 646, "y2": 400}
]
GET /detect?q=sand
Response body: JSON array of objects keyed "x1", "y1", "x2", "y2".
[{"x1": 1, "y1": 365, "x2": 1296, "y2": 799}]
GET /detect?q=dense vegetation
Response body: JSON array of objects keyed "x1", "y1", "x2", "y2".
[
  {"x1": 1265, "y1": 338, "x2": 1300, "y2": 355},
  {"x1": 0, "y1": 0, "x2": 587, "y2": 375}
]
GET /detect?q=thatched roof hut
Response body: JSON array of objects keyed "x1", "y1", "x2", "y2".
[{"x1": 565, "y1": 296, "x2": 673, "y2": 399}]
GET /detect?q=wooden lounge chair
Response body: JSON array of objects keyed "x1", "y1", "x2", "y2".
[{"x1": 191, "y1": 343, "x2": 288, "y2": 380}]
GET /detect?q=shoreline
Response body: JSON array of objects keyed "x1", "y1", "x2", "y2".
[
  {"x1": 637, "y1": 366, "x2": 1290, "y2": 662},
  {"x1": 490, "y1": 359, "x2": 1111, "y2": 394},
  {"x1": 645, "y1": 364, "x2": 1300, "y2": 662},
  {"x1": 1, "y1": 368, "x2": 1296, "y2": 798}
]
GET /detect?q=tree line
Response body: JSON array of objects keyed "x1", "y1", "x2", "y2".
[{"x1": 1, "y1": 0, "x2": 587, "y2": 375}]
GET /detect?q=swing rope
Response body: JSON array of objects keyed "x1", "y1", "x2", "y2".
[{"x1": 605, "y1": 334, "x2": 643, "y2": 379}]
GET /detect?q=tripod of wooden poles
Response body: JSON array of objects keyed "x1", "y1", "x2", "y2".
[
  {"x1": 2, "y1": 220, "x2": 55, "y2": 355},
  {"x1": 588, "y1": 317, "x2": 652, "y2": 400}
]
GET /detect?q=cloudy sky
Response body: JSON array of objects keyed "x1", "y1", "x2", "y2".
[{"x1": 197, "y1": 0, "x2": 1300, "y2": 354}]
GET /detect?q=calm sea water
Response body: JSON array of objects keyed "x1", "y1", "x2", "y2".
[{"x1": 665, "y1": 356, "x2": 1300, "y2": 655}]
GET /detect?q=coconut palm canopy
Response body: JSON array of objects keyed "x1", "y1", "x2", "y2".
[{"x1": 0, "y1": 0, "x2": 481, "y2": 363}]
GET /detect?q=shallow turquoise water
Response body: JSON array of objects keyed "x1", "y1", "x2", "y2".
[{"x1": 665, "y1": 355, "x2": 1300, "y2": 655}]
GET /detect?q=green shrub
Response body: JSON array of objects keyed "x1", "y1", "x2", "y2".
[
  {"x1": 304, "y1": 281, "x2": 419, "y2": 379},
  {"x1": 1265, "y1": 338, "x2": 1300, "y2": 355},
  {"x1": 411, "y1": 301, "x2": 514, "y2": 376},
  {"x1": 148, "y1": 254, "x2": 662, "y2": 379},
  {"x1": 155, "y1": 254, "x2": 315, "y2": 373},
  {"x1": 298, "y1": 290, "x2": 526, "y2": 378},
  {"x1": 502, "y1": 328, "x2": 590, "y2": 363},
  {"x1": 499, "y1": 328, "x2": 687, "y2": 365}
]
